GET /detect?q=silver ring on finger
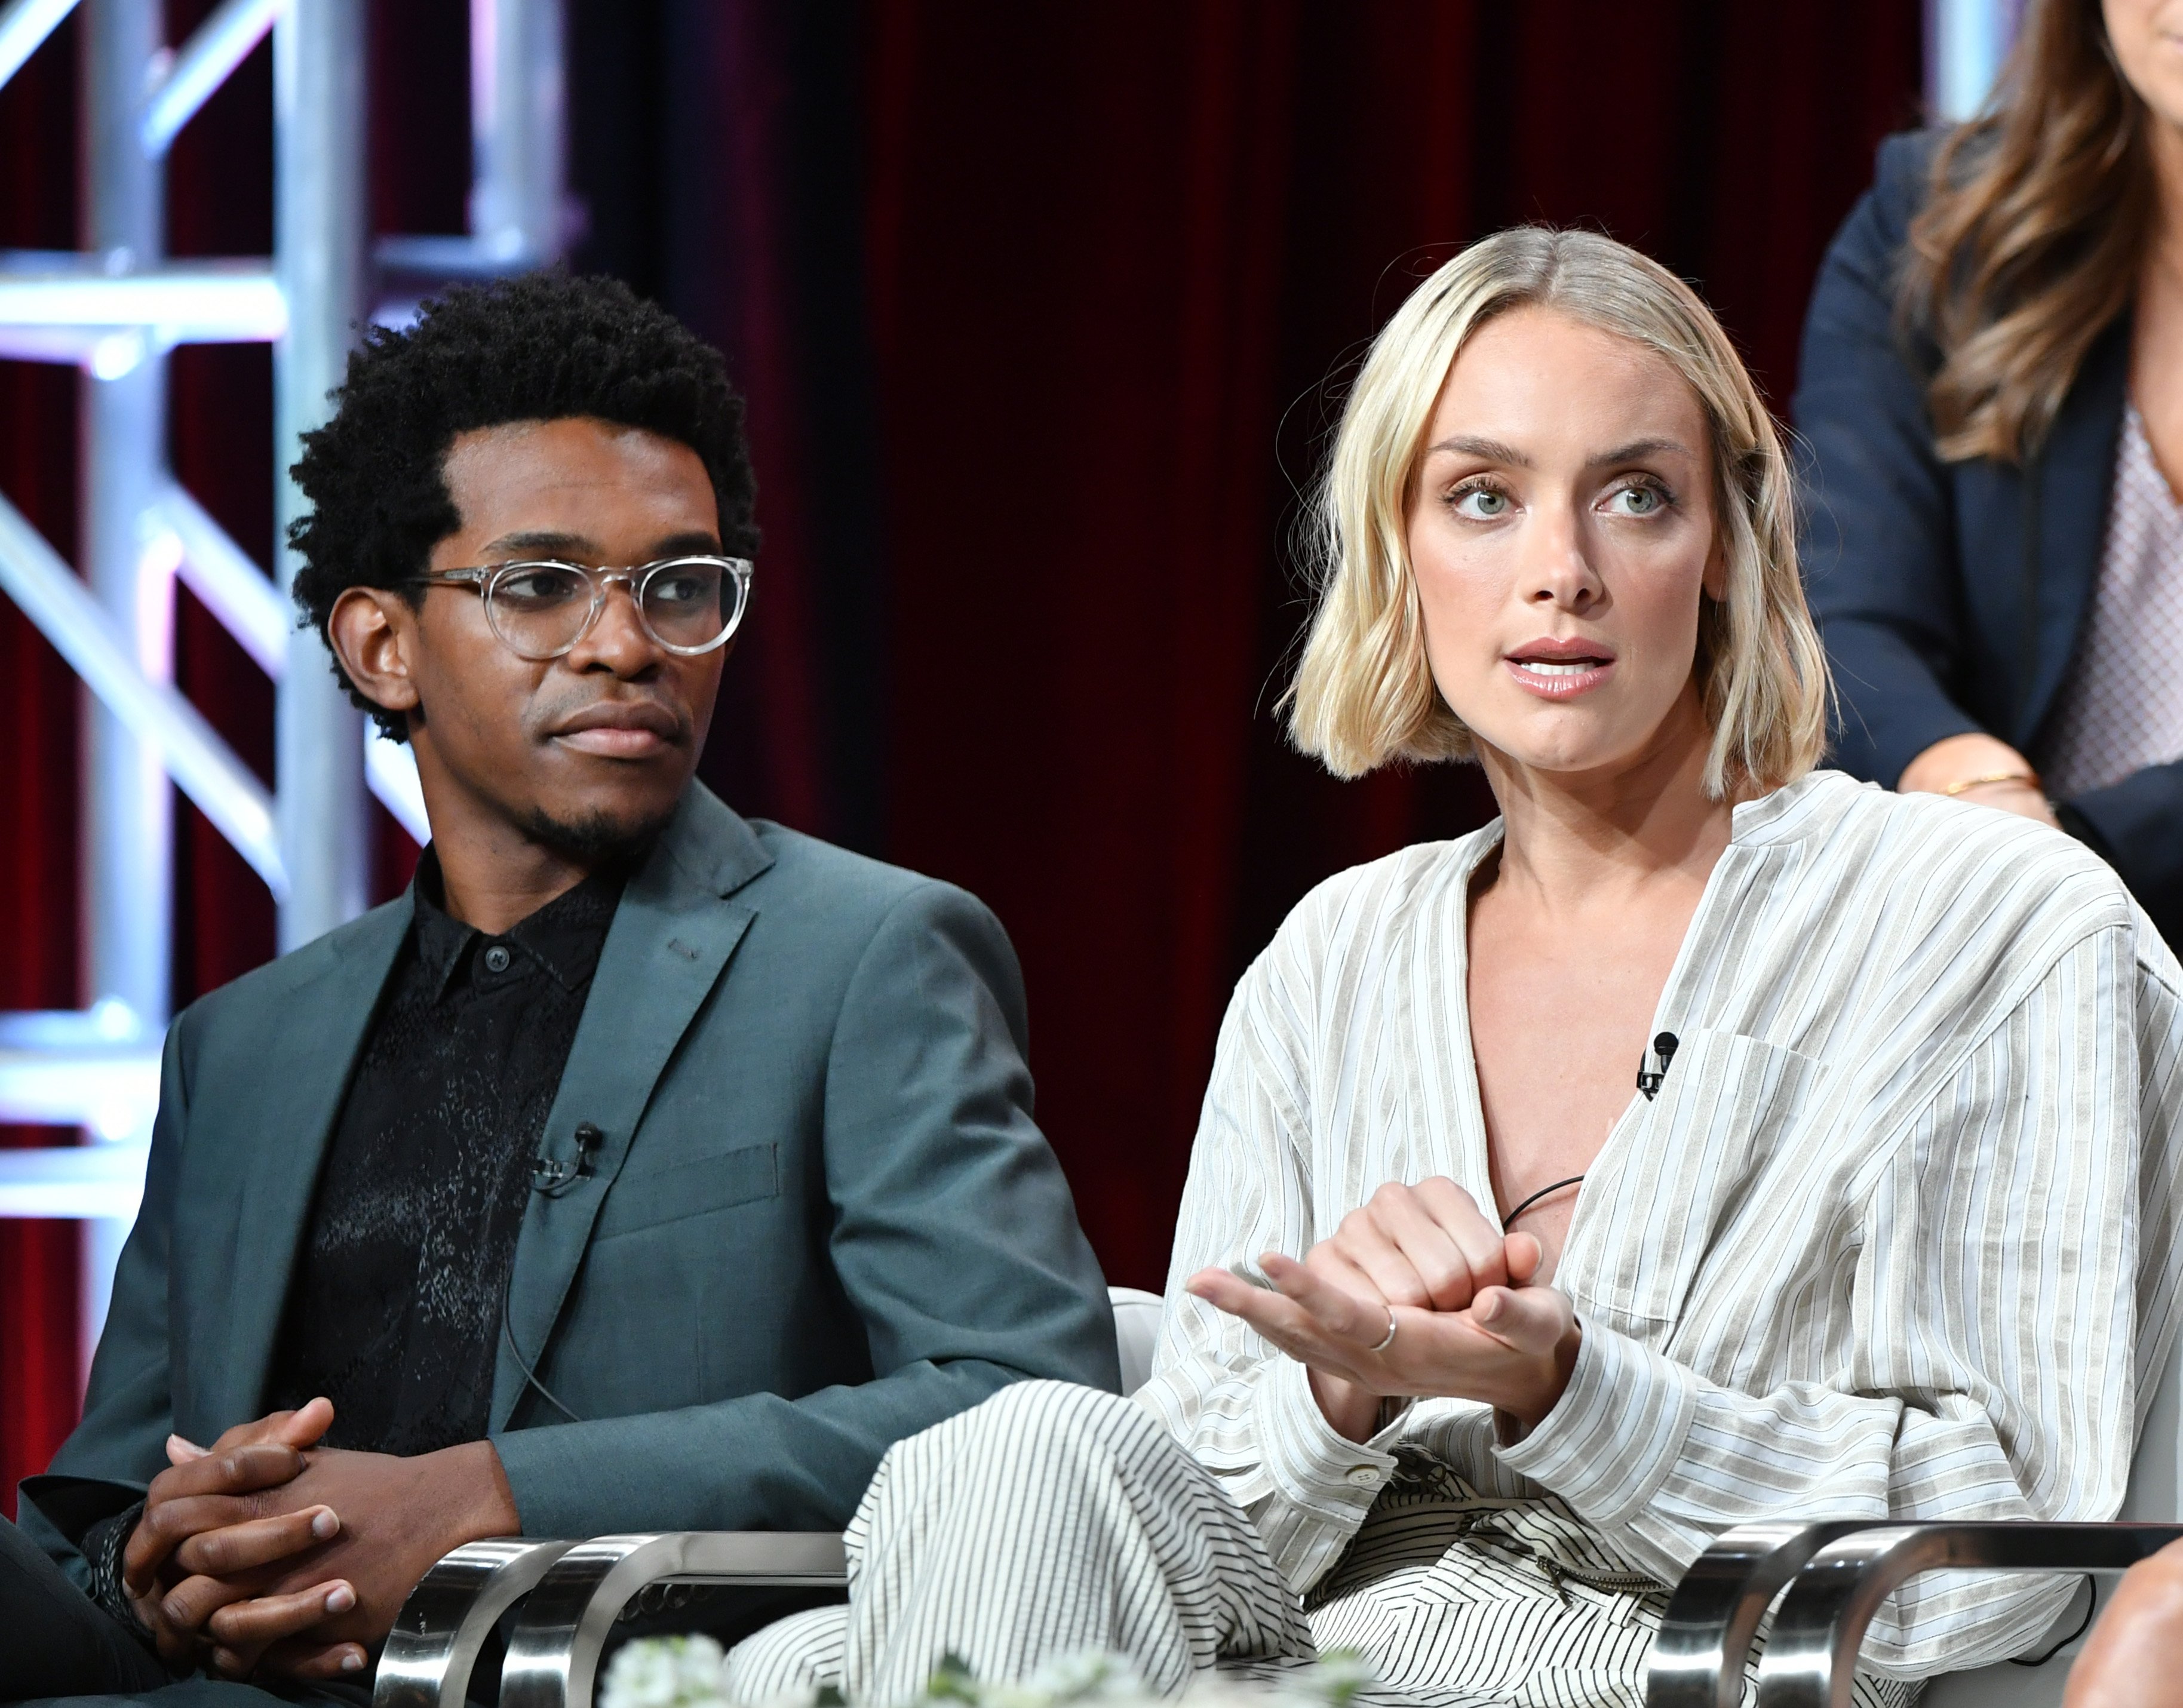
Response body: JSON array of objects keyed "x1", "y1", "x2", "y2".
[{"x1": 1371, "y1": 1307, "x2": 1398, "y2": 1354}]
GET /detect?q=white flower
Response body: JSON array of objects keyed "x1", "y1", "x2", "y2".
[
  {"x1": 600, "y1": 1633, "x2": 732, "y2": 1708},
  {"x1": 599, "y1": 1636, "x2": 1377, "y2": 1708}
]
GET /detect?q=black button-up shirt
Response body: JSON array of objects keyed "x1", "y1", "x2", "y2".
[{"x1": 264, "y1": 852, "x2": 625, "y2": 1456}]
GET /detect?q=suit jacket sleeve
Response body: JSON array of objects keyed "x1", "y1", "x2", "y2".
[
  {"x1": 2061, "y1": 766, "x2": 2183, "y2": 944},
  {"x1": 16, "y1": 1023, "x2": 191, "y2": 1579},
  {"x1": 490, "y1": 881, "x2": 1120, "y2": 1536},
  {"x1": 1795, "y1": 132, "x2": 1984, "y2": 785}
]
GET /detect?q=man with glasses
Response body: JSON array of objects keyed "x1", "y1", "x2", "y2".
[{"x1": 1, "y1": 274, "x2": 1119, "y2": 1695}]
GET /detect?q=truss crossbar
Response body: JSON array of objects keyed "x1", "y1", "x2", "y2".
[
  {"x1": 0, "y1": 1144, "x2": 151, "y2": 1218},
  {"x1": 0, "y1": 0, "x2": 79, "y2": 90},
  {"x1": 142, "y1": 0, "x2": 288, "y2": 156},
  {"x1": 0, "y1": 1048, "x2": 158, "y2": 1131},
  {"x1": 0, "y1": 487, "x2": 287, "y2": 892},
  {"x1": 0, "y1": 260, "x2": 284, "y2": 336},
  {"x1": 159, "y1": 480, "x2": 290, "y2": 675}
]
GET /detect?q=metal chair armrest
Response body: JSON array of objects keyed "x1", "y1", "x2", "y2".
[
  {"x1": 1647, "y1": 1523, "x2": 1880, "y2": 1708},
  {"x1": 500, "y1": 1531, "x2": 849, "y2": 1708},
  {"x1": 374, "y1": 1537, "x2": 576, "y2": 1708},
  {"x1": 1754, "y1": 1521, "x2": 2183, "y2": 1708}
]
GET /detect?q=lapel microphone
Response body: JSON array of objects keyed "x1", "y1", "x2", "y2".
[
  {"x1": 506, "y1": 1124, "x2": 606, "y2": 1424},
  {"x1": 1635, "y1": 1032, "x2": 1680, "y2": 1101},
  {"x1": 530, "y1": 1121, "x2": 604, "y2": 1194}
]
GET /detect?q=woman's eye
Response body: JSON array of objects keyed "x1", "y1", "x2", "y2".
[
  {"x1": 1451, "y1": 486, "x2": 1512, "y2": 519},
  {"x1": 1605, "y1": 483, "x2": 1666, "y2": 515}
]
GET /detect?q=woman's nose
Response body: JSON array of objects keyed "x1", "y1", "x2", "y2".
[{"x1": 1521, "y1": 506, "x2": 1599, "y2": 607}]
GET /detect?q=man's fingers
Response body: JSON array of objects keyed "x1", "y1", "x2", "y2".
[
  {"x1": 139, "y1": 1489, "x2": 287, "y2": 1548},
  {"x1": 251, "y1": 1636, "x2": 373, "y2": 1681},
  {"x1": 125, "y1": 1470, "x2": 302, "y2": 1592},
  {"x1": 147, "y1": 1442, "x2": 306, "y2": 1506},
  {"x1": 158, "y1": 1567, "x2": 261, "y2": 1633},
  {"x1": 270, "y1": 1397, "x2": 335, "y2": 1450},
  {"x1": 1504, "y1": 1230, "x2": 1545, "y2": 1286},
  {"x1": 167, "y1": 1433, "x2": 208, "y2": 1466},
  {"x1": 208, "y1": 1647, "x2": 261, "y2": 1681},
  {"x1": 173, "y1": 1506, "x2": 340, "y2": 1577},
  {"x1": 201, "y1": 1398, "x2": 333, "y2": 1460},
  {"x1": 204, "y1": 1579, "x2": 357, "y2": 1651},
  {"x1": 204, "y1": 1413, "x2": 292, "y2": 1455}
]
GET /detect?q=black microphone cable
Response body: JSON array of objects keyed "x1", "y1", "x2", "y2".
[{"x1": 499, "y1": 1122, "x2": 606, "y2": 1425}]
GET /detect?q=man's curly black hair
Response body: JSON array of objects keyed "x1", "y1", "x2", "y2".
[{"x1": 290, "y1": 271, "x2": 757, "y2": 741}]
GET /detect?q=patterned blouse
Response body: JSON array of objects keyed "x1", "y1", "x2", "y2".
[
  {"x1": 1140, "y1": 770, "x2": 2183, "y2": 1684},
  {"x1": 2040, "y1": 401, "x2": 2183, "y2": 798}
]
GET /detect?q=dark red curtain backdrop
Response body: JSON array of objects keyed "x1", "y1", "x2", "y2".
[
  {"x1": 855, "y1": 1, "x2": 1921, "y2": 1285},
  {"x1": 1, "y1": 1, "x2": 1921, "y2": 1510}
]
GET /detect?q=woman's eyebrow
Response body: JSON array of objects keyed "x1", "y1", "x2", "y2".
[
  {"x1": 1424, "y1": 434, "x2": 1531, "y2": 465},
  {"x1": 1592, "y1": 437, "x2": 1692, "y2": 465}
]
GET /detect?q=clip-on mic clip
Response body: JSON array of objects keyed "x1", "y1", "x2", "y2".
[
  {"x1": 1635, "y1": 1032, "x2": 1680, "y2": 1101},
  {"x1": 531, "y1": 1122, "x2": 604, "y2": 1194}
]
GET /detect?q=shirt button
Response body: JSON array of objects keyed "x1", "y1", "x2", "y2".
[
  {"x1": 483, "y1": 944, "x2": 512, "y2": 973},
  {"x1": 1345, "y1": 1466, "x2": 1381, "y2": 1489}
]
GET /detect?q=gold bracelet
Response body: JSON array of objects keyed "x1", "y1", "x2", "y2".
[{"x1": 1943, "y1": 769, "x2": 2041, "y2": 797}]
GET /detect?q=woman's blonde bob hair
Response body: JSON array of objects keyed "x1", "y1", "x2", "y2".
[{"x1": 1287, "y1": 227, "x2": 1828, "y2": 802}]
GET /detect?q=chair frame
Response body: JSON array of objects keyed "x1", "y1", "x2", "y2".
[
  {"x1": 375, "y1": 1538, "x2": 575, "y2": 1708},
  {"x1": 1644, "y1": 1521, "x2": 2183, "y2": 1708},
  {"x1": 380, "y1": 1518, "x2": 2183, "y2": 1708},
  {"x1": 374, "y1": 1532, "x2": 848, "y2": 1708}
]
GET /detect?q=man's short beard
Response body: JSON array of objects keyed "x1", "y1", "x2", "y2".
[{"x1": 518, "y1": 803, "x2": 673, "y2": 864}]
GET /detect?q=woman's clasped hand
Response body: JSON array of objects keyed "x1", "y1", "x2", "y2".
[{"x1": 1186, "y1": 1178, "x2": 1580, "y2": 1443}]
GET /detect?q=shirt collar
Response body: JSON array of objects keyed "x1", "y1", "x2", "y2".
[{"x1": 409, "y1": 847, "x2": 630, "y2": 999}]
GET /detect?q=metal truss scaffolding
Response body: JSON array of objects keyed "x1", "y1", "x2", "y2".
[{"x1": 0, "y1": 0, "x2": 566, "y2": 1364}]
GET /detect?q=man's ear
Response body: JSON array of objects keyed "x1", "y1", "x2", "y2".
[{"x1": 327, "y1": 587, "x2": 422, "y2": 724}]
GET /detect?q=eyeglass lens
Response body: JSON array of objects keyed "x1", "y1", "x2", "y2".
[{"x1": 486, "y1": 560, "x2": 736, "y2": 659}]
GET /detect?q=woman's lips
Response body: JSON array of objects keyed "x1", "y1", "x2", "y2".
[{"x1": 1503, "y1": 655, "x2": 1615, "y2": 698}]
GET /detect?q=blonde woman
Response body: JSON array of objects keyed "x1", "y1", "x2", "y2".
[{"x1": 727, "y1": 228, "x2": 2183, "y2": 1708}]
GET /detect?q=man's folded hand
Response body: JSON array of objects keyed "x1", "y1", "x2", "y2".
[
  {"x1": 197, "y1": 1437, "x2": 522, "y2": 1681},
  {"x1": 121, "y1": 1399, "x2": 360, "y2": 1673}
]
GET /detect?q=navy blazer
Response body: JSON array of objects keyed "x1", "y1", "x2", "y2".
[
  {"x1": 20, "y1": 783, "x2": 1119, "y2": 1579},
  {"x1": 1795, "y1": 130, "x2": 2178, "y2": 940}
]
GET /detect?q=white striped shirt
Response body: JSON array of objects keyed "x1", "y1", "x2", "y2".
[{"x1": 1139, "y1": 770, "x2": 2183, "y2": 1679}]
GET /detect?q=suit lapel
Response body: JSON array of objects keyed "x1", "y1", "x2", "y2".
[
  {"x1": 207, "y1": 902, "x2": 411, "y2": 1426},
  {"x1": 2019, "y1": 320, "x2": 2130, "y2": 745},
  {"x1": 490, "y1": 787, "x2": 772, "y2": 1427}
]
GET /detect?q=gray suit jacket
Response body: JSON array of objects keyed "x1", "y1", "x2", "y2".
[{"x1": 21, "y1": 783, "x2": 1118, "y2": 1575}]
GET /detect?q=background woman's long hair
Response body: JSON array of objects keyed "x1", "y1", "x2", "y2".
[{"x1": 1905, "y1": 0, "x2": 2152, "y2": 464}]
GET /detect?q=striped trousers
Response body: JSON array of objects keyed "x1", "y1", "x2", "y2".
[{"x1": 723, "y1": 1381, "x2": 1884, "y2": 1708}]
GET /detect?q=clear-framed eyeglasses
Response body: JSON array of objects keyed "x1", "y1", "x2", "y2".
[{"x1": 410, "y1": 555, "x2": 754, "y2": 661}]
